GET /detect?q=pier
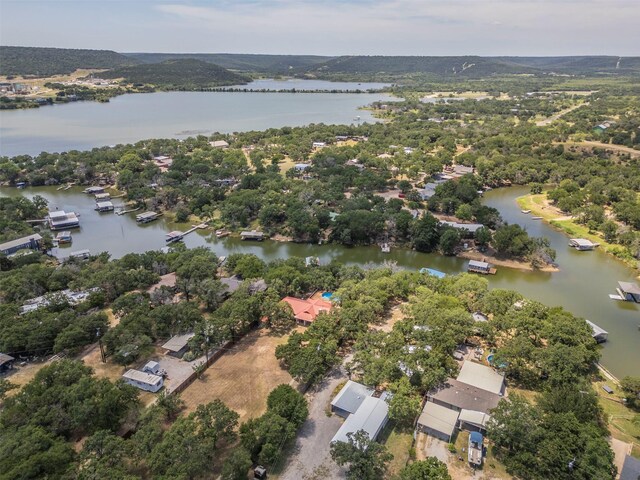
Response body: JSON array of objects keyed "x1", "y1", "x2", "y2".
[{"x1": 165, "y1": 223, "x2": 208, "y2": 243}]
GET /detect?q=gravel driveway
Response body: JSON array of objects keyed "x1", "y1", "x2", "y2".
[{"x1": 280, "y1": 366, "x2": 348, "y2": 480}]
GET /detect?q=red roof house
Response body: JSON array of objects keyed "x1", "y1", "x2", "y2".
[{"x1": 282, "y1": 296, "x2": 333, "y2": 326}]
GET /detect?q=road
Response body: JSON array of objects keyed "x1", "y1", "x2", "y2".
[
  {"x1": 562, "y1": 140, "x2": 640, "y2": 158},
  {"x1": 280, "y1": 365, "x2": 347, "y2": 480},
  {"x1": 535, "y1": 103, "x2": 586, "y2": 126}
]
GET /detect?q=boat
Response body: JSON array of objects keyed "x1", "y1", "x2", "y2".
[
  {"x1": 521, "y1": 209, "x2": 531, "y2": 214},
  {"x1": 531, "y1": 216, "x2": 542, "y2": 220},
  {"x1": 215, "y1": 229, "x2": 230, "y2": 238},
  {"x1": 381, "y1": 243, "x2": 390, "y2": 253}
]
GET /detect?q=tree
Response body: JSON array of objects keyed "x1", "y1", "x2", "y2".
[
  {"x1": 475, "y1": 226, "x2": 492, "y2": 248},
  {"x1": 455, "y1": 203, "x2": 473, "y2": 221},
  {"x1": 266, "y1": 384, "x2": 308, "y2": 429},
  {"x1": 156, "y1": 391, "x2": 185, "y2": 420},
  {"x1": 330, "y1": 430, "x2": 393, "y2": 480},
  {"x1": 387, "y1": 377, "x2": 421, "y2": 428},
  {"x1": 411, "y1": 213, "x2": 440, "y2": 252},
  {"x1": 601, "y1": 220, "x2": 618, "y2": 243},
  {"x1": 221, "y1": 448, "x2": 252, "y2": 480},
  {"x1": 620, "y1": 376, "x2": 640, "y2": 409},
  {"x1": 398, "y1": 458, "x2": 451, "y2": 480},
  {"x1": 438, "y1": 228, "x2": 460, "y2": 256}
]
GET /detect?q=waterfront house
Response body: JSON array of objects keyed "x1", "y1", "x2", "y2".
[
  {"x1": 441, "y1": 221, "x2": 484, "y2": 235},
  {"x1": 331, "y1": 380, "x2": 375, "y2": 418},
  {"x1": 331, "y1": 396, "x2": 389, "y2": 444},
  {"x1": 457, "y1": 361, "x2": 505, "y2": 395},
  {"x1": 0, "y1": 353, "x2": 15, "y2": 373},
  {"x1": 122, "y1": 369, "x2": 164, "y2": 393},
  {"x1": 281, "y1": 296, "x2": 333, "y2": 326},
  {"x1": 467, "y1": 260, "x2": 495, "y2": 275},
  {"x1": 427, "y1": 378, "x2": 502, "y2": 414},
  {"x1": 0, "y1": 234, "x2": 43, "y2": 256},
  {"x1": 48, "y1": 211, "x2": 80, "y2": 230},
  {"x1": 569, "y1": 238, "x2": 598, "y2": 250},
  {"x1": 147, "y1": 273, "x2": 177, "y2": 295},
  {"x1": 585, "y1": 320, "x2": 608, "y2": 343},
  {"x1": 240, "y1": 230, "x2": 264, "y2": 241},
  {"x1": 95, "y1": 201, "x2": 114, "y2": 212},
  {"x1": 417, "y1": 401, "x2": 460, "y2": 442},
  {"x1": 617, "y1": 282, "x2": 640, "y2": 303}
]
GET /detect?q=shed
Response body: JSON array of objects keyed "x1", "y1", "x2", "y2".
[
  {"x1": 162, "y1": 333, "x2": 195, "y2": 358},
  {"x1": 331, "y1": 396, "x2": 389, "y2": 444},
  {"x1": 331, "y1": 380, "x2": 374, "y2": 418},
  {"x1": 0, "y1": 353, "x2": 15, "y2": 373},
  {"x1": 122, "y1": 369, "x2": 164, "y2": 392},
  {"x1": 456, "y1": 362, "x2": 505, "y2": 395},
  {"x1": 417, "y1": 401, "x2": 460, "y2": 441},
  {"x1": 601, "y1": 385, "x2": 614, "y2": 394},
  {"x1": 458, "y1": 409, "x2": 491, "y2": 433},
  {"x1": 143, "y1": 361, "x2": 160, "y2": 375}
]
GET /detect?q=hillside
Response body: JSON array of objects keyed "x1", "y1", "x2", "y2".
[
  {"x1": 100, "y1": 59, "x2": 251, "y2": 88},
  {"x1": 124, "y1": 52, "x2": 332, "y2": 74},
  {"x1": 0, "y1": 46, "x2": 136, "y2": 76}
]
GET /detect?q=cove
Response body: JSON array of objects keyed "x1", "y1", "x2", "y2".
[{"x1": 1, "y1": 185, "x2": 639, "y2": 378}]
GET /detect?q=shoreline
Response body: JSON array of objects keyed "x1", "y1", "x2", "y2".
[
  {"x1": 517, "y1": 193, "x2": 640, "y2": 275},
  {"x1": 457, "y1": 249, "x2": 559, "y2": 272}
]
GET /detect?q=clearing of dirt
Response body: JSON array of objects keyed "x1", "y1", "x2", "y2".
[
  {"x1": 373, "y1": 304, "x2": 406, "y2": 333},
  {"x1": 180, "y1": 328, "x2": 295, "y2": 422}
]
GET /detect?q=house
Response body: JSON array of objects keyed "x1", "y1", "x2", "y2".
[
  {"x1": 220, "y1": 276, "x2": 267, "y2": 297},
  {"x1": 569, "y1": 238, "x2": 598, "y2": 250},
  {"x1": 453, "y1": 165, "x2": 474, "y2": 176},
  {"x1": 345, "y1": 159, "x2": 365, "y2": 170},
  {"x1": 143, "y1": 361, "x2": 161, "y2": 375},
  {"x1": 617, "y1": 282, "x2": 640, "y2": 303},
  {"x1": 312, "y1": 142, "x2": 326, "y2": 149},
  {"x1": 0, "y1": 234, "x2": 43, "y2": 256},
  {"x1": 441, "y1": 221, "x2": 484, "y2": 234},
  {"x1": 162, "y1": 333, "x2": 195, "y2": 358},
  {"x1": 620, "y1": 454, "x2": 640, "y2": 480},
  {"x1": 210, "y1": 140, "x2": 229, "y2": 149},
  {"x1": 585, "y1": 320, "x2": 608, "y2": 343},
  {"x1": 19, "y1": 287, "x2": 99, "y2": 315},
  {"x1": 240, "y1": 230, "x2": 264, "y2": 241},
  {"x1": 122, "y1": 369, "x2": 164, "y2": 393},
  {"x1": 147, "y1": 273, "x2": 177, "y2": 295},
  {"x1": 416, "y1": 401, "x2": 460, "y2": 442},
  {"x1": 281, "y1": 296, "x2": 333, "y2": 326},
  {"x1": 467, "y1": 260, "x2": 495, "y2": 275},
  {"x1": 331, "y1": 396, "x2": 389, "y2": 444},
  {"x1": 331, "y1": 380, "x2": 375, "y2": 418},
  {"x1": 48, "y1": 211, "x2": 80, "y2": 230},
  {"x1": 456, "y1": 361, "x2": 505, "y2": 395},
  {"x1": 458, "y1": 409, "x2": 492, "y2": 433},
  {"x1": 0, "y1": 353, "x2": 15, "y2": 373},
  {"x1": 427, "y1": 378, "x2": 502, "y2": 414},
  {"x1": 294, "y1": 163, "x2": 311, "y2": 172}
]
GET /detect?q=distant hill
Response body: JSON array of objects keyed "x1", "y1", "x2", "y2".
[
  {"x1": 100, "y1": 59, "x2": 251, "y2": 88},
  {"x1": 495, "y1": 56, "x2": 640, "y2": 75},
  {"x1": 123, "y1": 52, "x2": 332, "y2": 74},
  {"x1": 0, "y1": 46, "x2": 136, "y2": 76}
]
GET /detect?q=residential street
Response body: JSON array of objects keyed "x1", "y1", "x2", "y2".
[{"x1": 280, "y1": 365, "x2": 348, "y2": 480}]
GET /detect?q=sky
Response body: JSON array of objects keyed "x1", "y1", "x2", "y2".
[{"x1": 1, "y1": 0, "x2": 639, "y2": 56}]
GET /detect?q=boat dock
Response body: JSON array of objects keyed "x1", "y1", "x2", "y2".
[
  {"x1": 419, "y1": 267, "x2": 446, "y2": 279},
  {"x1": 116, "y1": 206, "x2": 140, "y2": 216},
  {"x1": 611, "y1": 281, "x2": 640, "y2": 303},
  {"x1": 165, "y1": 223, "x2": 208, "y2": 243},
  {"x1": 83, "y1": 186, "x2": 104, "y2": 194},
  {"x1": 95, "y1": 201, "x2": 114, "y2": 212},
  {"x1": 136, "y1": 211, "x2": 162, "y2": 224},
  {"x1": 569, "y1": 238, "x2": 599, "y2": 251},
  {"x1": 467, "y1": 260, "x2": 497, "y2": 275},
  {"x1": 585, "y1": 320, "x2": 608, "y2": 343},
  {"x1": 240, "y1": 230, "x2": 264, "y2": 241}
]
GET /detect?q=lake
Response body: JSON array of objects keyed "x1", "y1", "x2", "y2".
[
  {"x1": 1, "y1": 185, "x2": 639, "y2": 378},
  {"x1": 0, "y1": 80, "x2": 394, "y2": 157}
]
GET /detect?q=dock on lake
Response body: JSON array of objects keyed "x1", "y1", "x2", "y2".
[
  {"x1": 467, "y1": 260, "x2": 497, "y2": 275},
  {"x1": 165, "y1": 224, "x2": 208, "y2": 243},
  {"x1": 136, "y1": 211, "x2": 161, "y2": 223},
  {"x1": 240, "y1": 230, "x2": 264, "y2": 241},
  {"x1": 569, "y1": 238, "x2": 599, "y2": 251}
]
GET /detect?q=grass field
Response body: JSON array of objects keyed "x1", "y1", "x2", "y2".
[
  {"x1": 379, "y1": 423, "x2": 413, "y2": 477},
  {"x1": 593, "y1": 379, "x2": 640, "y2": 458},
  {"x1": 180, "y1": 328, "x2": 294, "y2": 422}
]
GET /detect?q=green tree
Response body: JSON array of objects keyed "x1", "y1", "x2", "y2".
[
  {"x1": 266, "y1": 384, "x2": 308, "y2": 429},
  {"x1": 387, "y1": 377, "x2": 422, "y2": 427},
  {"x1": 330, "y1": 429, "x2": 393, "y2": 480},
  {"x1": 455, "y1": 203, "x2": 473, "y2": 221},
  {"x1": 398, "y1": 458, "x2": 451, "y2": 480},
  {"x1": 221, "y1": 448, "x2": 252, "y2": 480},
  {"x1": 438, "y1": 228, "x2": 460, "y2": 256}
]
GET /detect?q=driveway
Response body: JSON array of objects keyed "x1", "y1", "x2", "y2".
[{"x1": 280, "y1": 365, "x2": 347, "y2": 480}]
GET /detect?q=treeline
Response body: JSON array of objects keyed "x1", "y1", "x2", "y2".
[{"x1": 0, "y1": 46, "x2": 136, "y2": 76}]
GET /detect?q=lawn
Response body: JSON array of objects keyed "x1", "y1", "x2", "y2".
[
  {"x1": 593, "y1": 380, "x2": 640, "y2": 458},
  {"x1": 379, "y1": 423, "x2": 413, "y2": 477},
  {"x1": 452, "y1": 430, "x2": 513, "y2": 480},
  {"x1": 180, "y1": 328, "x2": 294, "y2": 422}
]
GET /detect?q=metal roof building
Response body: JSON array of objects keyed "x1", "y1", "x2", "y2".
[
  {"x1": 456, "y1": 361, "x2": 505, "y2": 395},
  {"x1": 417, "y1": 401, "x2": 460, "y2": 442},
  {"x1": 331, "y1": 380, "x2": 374, "y2": 418},
  {"x1": 0, "y1": 234, "x2": 43, "y2": 255},
  {"x1": 162, "y1": 333, "x2": 195, "y2": 357},
  {"x1": 331, "y1": 396, "x2": 389, "y2": 444},
  {"x1": 122, "y1": 369, "x2": 164, "y2": 392}
]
